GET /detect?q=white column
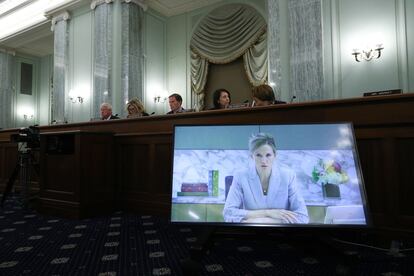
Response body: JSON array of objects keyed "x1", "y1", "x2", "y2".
[
  {"x1": 51, "y1": 11, "x2": 70, "y2": 123},
  {"x1": 288, "y1": 0, "x2": 324, "y2": 101},
  {"x1": 267, "y1": 0, "x2": 282, "y2": 100},
  {"x1": 91, "y1": 0, "x2": 114, "y2": 119},
  {"x1": 0, "y1": 49, "x2": 15, "y2": 128},
  {"x1": 120, "y1": 0, "x2": 146, "y2": 117}
]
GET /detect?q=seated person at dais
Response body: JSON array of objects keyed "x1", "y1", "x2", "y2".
[
  {"x1": 210, "y1": 88, "x2": 231, "y2": 110},
  {"x1": 167, "y1": 93, "x2": 185, "y2": 114},
  {"x1": 126, "y1": 98, "x2": 149, "y2": 118},
  {"x1": 100, "y1": 103, "x2": 119, "y2": 120},
  {"x1": 223, "y1": 132, "x2": 309, "y2": 224},
  {"x1": 252, "y1": 84, "x2": 286, "y2": 106}
]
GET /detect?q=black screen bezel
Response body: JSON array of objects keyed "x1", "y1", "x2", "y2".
[{"x1": 169, "y1": 122, "x2": 372, "y2": 229}]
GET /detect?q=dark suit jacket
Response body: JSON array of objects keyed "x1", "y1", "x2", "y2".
[
  {"x1": 102, "y1": 115, "x2": 119, "y2": 120},
  {"x1": 166, "y1": 107, "x2": 185, "y2": 114}
]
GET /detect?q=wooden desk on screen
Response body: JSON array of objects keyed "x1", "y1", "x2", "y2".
[{"x1": 0, "y1": 94, "x2": 414, "y2": 234}]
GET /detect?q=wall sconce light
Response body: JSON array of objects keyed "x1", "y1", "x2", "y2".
[
  {"x1": 154, "y1": 96, "x2": 166, "y2": 103},
  {"x1": 69, "y1": 95, "x2": 84, "y2": 103},
  {"x1": 23, "y1": 114, "x2": 34, "y2": 120},
  {"x1": 352, "y1": 44, "x2": 384, "y2": 62}
]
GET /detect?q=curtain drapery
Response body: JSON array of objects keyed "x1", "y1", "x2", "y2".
[
  {"x1": 243, "y1": 31, "x2": 268, "y2": 87},
  {"x1": 191, "y1": 5, "x2": 266, "y2": 64},
  {"x1": 52, "y1": 13, "x2": 70, "y2": 123},
  {"x1": 288, "y1": 0, "x2": 323, "y2": 101},
  {"x1": 92, "y1": 1, "x2": 113, "y2": 119},
  {"x1": 190, "y1": 4, "x2": 267, "y2": 109},
  {"x1": 121, "y1": 1, "x2": 145, "y2": 118},
  {"x1": 0, "y1": 51, "x2": 14, "y2": 129},
  {"x1": 190, "y1": 48, "x2": 209, "y2": 108}
]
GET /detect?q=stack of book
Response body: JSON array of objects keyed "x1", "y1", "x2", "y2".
[{"x1": 177, "y1": 183, "x2": 209, "y2": 196}]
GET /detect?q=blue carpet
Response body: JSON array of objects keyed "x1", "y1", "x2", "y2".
[{"x1": 0, "y1": 194, "x2": 413, "y2": 276}]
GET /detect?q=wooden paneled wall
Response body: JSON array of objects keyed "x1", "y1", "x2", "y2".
[
  {"x1": 38, "y1": 131, "x2": 115, "y2": 218},
  {"x1": 1, "y1": 94, "x2": 413, "y2": 235}
]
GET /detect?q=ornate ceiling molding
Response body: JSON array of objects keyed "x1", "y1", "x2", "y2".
[
  {"x1": 51, "y1": 11, "x2": 71, "y2": 31},
  {"x1": 0, "y1": 0, "x2": 31, "y2": 19},
  {"x1": 0, "y1": 47, "x2": 16, "y2": 56},
  {"x1": 90, "y1": 0, "x2": 114, "y2": 10},
  {"x1": 122, "y1": 0, "x2": 147, "y2": 11}
]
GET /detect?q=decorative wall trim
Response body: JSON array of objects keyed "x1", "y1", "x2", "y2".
[
  {"x1": 122, "y1": 0, "x2": 147, "y2": 11},
  {"x1": 0, "y1": 0, "x2": 32, "y2": 19},
  {"x1": 147, "y1": 0, "x2": 221, "y2": 17},
  {"x1": 395, "y1": 0, "x2": 409, "y2": 93},
  {"x1": 44, "y1": 0, "x2": 85, "y2": 19},
  {"x1": 330, "y1": 0, "x2": 342, "y2": 99},
  {"x1": 91, "y1": 0, "x2": 114, "y2": 10},
  {"x1": 51, "y1": 11, "x2": 71, "y2": 31},
  {"x1": 0, "y1": 47, "x2": 15, "y2": 56},
  {"x1": 321, "y1": 0, "x2": 333, "y2": 99}
]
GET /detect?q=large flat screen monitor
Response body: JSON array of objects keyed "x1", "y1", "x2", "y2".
[{"x1": 170, "y1": 123, "x2": 370, "y2": 227}]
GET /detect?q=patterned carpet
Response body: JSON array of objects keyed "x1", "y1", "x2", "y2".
[{"x1": 0, "y1": 194, "x2": 413, "y2": 276}]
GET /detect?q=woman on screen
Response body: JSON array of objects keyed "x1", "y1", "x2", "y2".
[{"x1": 223, "y1": 133, "x2": 309, "y2": 224}]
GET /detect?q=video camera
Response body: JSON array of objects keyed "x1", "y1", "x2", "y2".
[{"x1": 10, "y1": 125, "x2": 40, "y2": 150}]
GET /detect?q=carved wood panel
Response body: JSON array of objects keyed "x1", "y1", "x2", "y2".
[
  {"x1": 116, "y1": 133, "x2": 172, "y2": 215},
  {"x1": 395, "y1": 138, "x2": 414, "y2": 227}
]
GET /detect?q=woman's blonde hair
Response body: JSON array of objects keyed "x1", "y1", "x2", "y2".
[
  {"x1": 248, "y1": 133, "x2": 277, "y2": 154},
  {"x1": 126, "y1": 98, "x2": 145, "y2": 114}
]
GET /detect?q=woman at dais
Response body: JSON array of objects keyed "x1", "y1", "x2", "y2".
[
  {"x1": 223, "y1": 133, "x2": 309, "y2": 224},
  {"x1": 211, "y1": 88, "x2": 231, "y2": 109},
  {"x1": 126, "y1": 98, "x2": 149, "y2": 118}
]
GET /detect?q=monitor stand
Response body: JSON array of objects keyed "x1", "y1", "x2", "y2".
[{"x1": 180, "y1": 226, "x2": 217, "y2": 275}]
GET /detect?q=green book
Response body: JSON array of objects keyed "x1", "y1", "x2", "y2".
[
  {"x1": 177, "y1": 192, "x2": 209, "y2": 196},
  {"x1": 209, "y1": 170, "x2": 219, "y2": 197}
]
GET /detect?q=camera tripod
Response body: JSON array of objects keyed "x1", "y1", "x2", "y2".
[{"x1": 1, "y1": 145, "x2": 39, "y2": 209}]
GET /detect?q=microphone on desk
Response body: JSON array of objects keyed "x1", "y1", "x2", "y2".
[
  {"x1": 50, "y1": 120, "x2": 68, "y2": 124},
  {"x1": 290, "y1": 95, "x2": 297, "y2": 103}
]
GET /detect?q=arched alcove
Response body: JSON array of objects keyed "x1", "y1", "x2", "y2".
[
  {"x1": 190, "y1": 4, "x2": 268, "y2": 109},
  {"x1": 203, "y1": 56, "x2": 252, "y2": 109}
]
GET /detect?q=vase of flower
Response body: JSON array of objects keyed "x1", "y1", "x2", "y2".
[
  {"x1": 322, "y1": 183, "x2": 341, "y2": 199},
  {"x1": 312, "y1": 159, "x2": 348, "y2": 199}
]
